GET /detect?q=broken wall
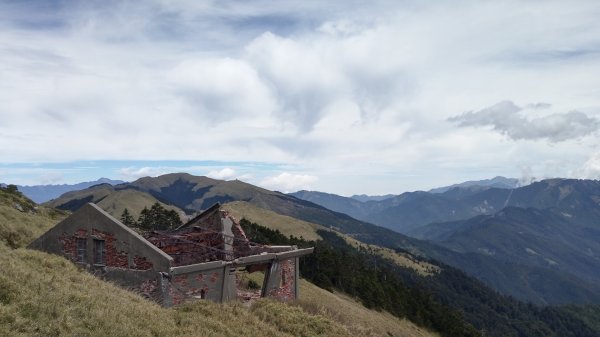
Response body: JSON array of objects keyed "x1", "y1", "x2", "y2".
[{"x1": 29, "y1": 203, "x2": 173, "y2": 298}]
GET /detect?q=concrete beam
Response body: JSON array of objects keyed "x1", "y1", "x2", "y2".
[
  {"x1": 233, "y1": 253, "x2": 276, "y2": 266},
  {"x1": 274, "y1": 248, "x2": 314, "y2": 260},
  {"x1": 170, "y1": 260, "x2": 228, "y2": 275}
]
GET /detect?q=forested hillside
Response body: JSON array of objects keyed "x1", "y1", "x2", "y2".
[
  {"x1": 241, "y1": 218, "x2": 600, "y2": 337},
  {"x1": 0, "y1": 184, "x2": 437, "y2": 337}
]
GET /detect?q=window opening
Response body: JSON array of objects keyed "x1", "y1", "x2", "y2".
[
  {"x1": 94, "y1": 239, "x2": 105, "y2": 265},
  {"x1": 76, "y1": 238, "x2": 87, "y2": 263}
]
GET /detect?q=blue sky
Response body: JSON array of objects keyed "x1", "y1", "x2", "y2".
[{"x1": 1, "y1": 0, "x2": 600, "y2": 195}]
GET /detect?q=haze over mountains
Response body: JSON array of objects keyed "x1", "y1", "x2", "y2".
[
  {"x1": 292, "y1": 178, "x2": 600, "y2": 304},
  {"x1": 11, "y1": 178, "x2": 125, "y2": 204},
  {"x1": 427, "y1": 176, "x2": 520, "y2": 193}
]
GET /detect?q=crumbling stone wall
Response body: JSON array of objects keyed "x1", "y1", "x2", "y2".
[
  {"x1": 146, "y1": 230, "x2": 225, "y2": 266},
  {"x1": 31, "y1": 203, "x2": 311, "y2": 307},
  {"x1": 161, "y1": 261, "x2": 234, "y2": 306},
  {"x1": 145, "y1": 208, "x2": 257, "y2": 265},
  {"x1": 29, "y1": 203, "x2": 173, "y2": 301}
]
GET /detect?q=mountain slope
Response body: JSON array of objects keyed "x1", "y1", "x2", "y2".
[
  {"x1": 225, "y1": 201, "x2": 438, "y2": 276},
  {"x1": 47, "y1": 173, "x2": 419, "y2": 250},
  {"x1": 44, "y1": 174, "x2": 600, "y2": 306},
  {"x1": 291, "y1": 178, "x2": 600, "y2": 236},
  {"x1": 45, "y1": 183, "x2": 185, "y2": 220},
  {"x1": 12, "y1": 178, "x2": 125, "y2": 203},
  {"x1": 0, "y1": 243, "x2": 371, "y2": 337},
  {"x1": 242, "y1": 217, "x2": 599, "y2": 337},
  {"x1": 291, "y1": 188, "x2": 502, "y2": 234},
  {"x1": 24, "y1": 177, "x2": 600, "y2": 335},
  {"x1": 428, "y1": 176, "x2": 519, "y2": 194},
  {"x1": 290, "y1": 190, "x2": 371, "y2": 220},
  {"x1": 222, "y1": 201, "x2": 324, "y2": 241},
  {"x1": 0, "y1": 188, "x2": 437, "y2": 337},
  {"x1": 351, "y1": 193, "x2": 396, "y2": 202},
  {"x1": 0, "y1": 187, "x2": 68, "y2": 249},
  {"x1": 415, "y1": 206, "x2": 600, "y2": 285}
]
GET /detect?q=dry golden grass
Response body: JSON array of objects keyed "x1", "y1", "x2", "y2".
[
  {"x1": 224, "y1": 201, "x2": 439, "y2": 276},
  {"x1": 223, "y1": 201, "x2": 323, "y2": 241},
  {"x1": 0, "y1": 192, "x2": 356, "y2": 337},
  {"x1": 0, "y1": 190, "x2": 68, "y2": 249},
  {"x1": 94, "y1": 189, "x2": 184, "y2": 220},
  {"x1": 295, "y1": 280, "x2": 439, "y2": 337},
  {"x1": 241, "y1": 272, "x2": 438, "y2": 337},
  {"x1": 0, "y1": 243, "x2": 360, "y2": 337},
  {"x1": 341, "y1": 235, "x2": 440, "y2": 276},
  {"x1": 0, "y1": 191, "x2": 436, "y2": 337},
  {"x1": 44, "y1": 186, "x2": 184, "y2": 221}
]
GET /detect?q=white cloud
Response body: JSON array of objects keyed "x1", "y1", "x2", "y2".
[
  {"x1": 206, "y1": 167, "x2": 238, "y2": 180},
  {"x1": 119, "y1": 167, "x2": 170, "y2": 181},
  {"x1": 449, "y1": 101, "x2": 600, "y2": 142},
  {"x1": 578, "y1": 153, "x2": 600, "y2": 179},
  {"x1": 1, "y1": 0, "x2": 600, "y2": 194},
  {"x1": 259, "y1": 173, "x2": 318, "y2": 193},
  {"x1": 38, "y1": 172, "x2": 64, "y2": 185},
  {"x1": 167, "y1": 57, "x2": 277, "y2": 124}
]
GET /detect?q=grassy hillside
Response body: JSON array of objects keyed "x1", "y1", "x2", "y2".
[
  {"x1": 341, "y1": 235, "x2": 440, "y2": 276},
  {"x1": 297, "y1": 280, "x2": 437, "y2": 337},
  {"x1": 46, "y1": 174, "x2": 600, "y2": 305},
  {"x1": 241, "y1": 216, "x2": 600, "y2": 337},
  {"x1": 0, "y1": 243, "x2": 358, "y2": 337},
  {"x1": 223, "y1": 201, "x2": 324, "y2": 241},
  {"x1": 46, "y1": 173, "x2": 419, "y2": 250},
  {"x1": 225, "y1": 201, "x2": 438, "y2": 276},
  {"x1": 45, "y1": 184, "x2": 184, "y2": 221},
  {"x1": 0, "y1": 187, "x2": 67, "y2": 249},
  {"x1": 1, "y1": 186, "x2": 436, "y2": 337}
]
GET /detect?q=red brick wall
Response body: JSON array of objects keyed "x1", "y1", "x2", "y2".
[
  {"x1": 146, "y1": 231, "x2": 225, "y2": 266},
  {"x1": 59, "y1": 229, "x2": 87, "y2": 261},
  {"x1": 168, "y1": 269, "x2": 224, "y2": 305},
  {"x1": 132, "y1": 255, "x2": 153, "y2": 270},
  {"x1": 93, "y1": 229, "x2": 128, "y2": 268},
  {"x1": 58, "y1": 228, "x2": 154, "y2": 271}
]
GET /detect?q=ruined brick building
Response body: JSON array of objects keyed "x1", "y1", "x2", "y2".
[{"x1": 29, "y1": 203, "x2": 313, "y2": 306}]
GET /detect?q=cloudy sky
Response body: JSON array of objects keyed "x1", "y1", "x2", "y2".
[{"x1": 1, "y1": 0, "x2": 600, "y2": 195}]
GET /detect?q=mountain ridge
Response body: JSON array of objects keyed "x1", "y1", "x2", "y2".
[
  {"x1": 44, "y1": 173, "x2": 600, "y2": 306},
  {"x1": 7, "y1": 178, "x2": 126, "y2": 203}
]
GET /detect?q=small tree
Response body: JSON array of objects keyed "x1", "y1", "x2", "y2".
[
  {"x1": 120, "y1": 208, "x2": 137, "y2": 227},
  {"x1": 137, "y1": 203, "x2": 182, "y2": 231},
  {"x1": 6, "y1": 184, "x2": 20, "y2": 195},
  {"x1": 138, "y1": 206, "x2": 153, "y2": 230}
]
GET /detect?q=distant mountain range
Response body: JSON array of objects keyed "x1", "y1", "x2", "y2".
[
  {"x1": 344, "y1": 176, "x2": 520, "y2": 203},
  {"x1": 7, "y1": 173, "x2": 600, "y2": 336},
  {"x1": 428, "y1": 176, "x2": 520, "y2": 193},
  {"x1": 7, "y1": 178, "x2": 125, "y2": 203},
  {"x1": 44, "y1": 173, "x2": 600, "y2": 307},
  {"x1": 45, "y1": 173, "x2": 415, "y2": 249},
  {"x1": 290, "y1": 176, "x2": 526, "y2": 234},
  {"x1": 292, "y1": 177, "x2": 600, "y2": 304},
  {"x1": 350, "y1": 193, "x2": 396, "y2": 202}
]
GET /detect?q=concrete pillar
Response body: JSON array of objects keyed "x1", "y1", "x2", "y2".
[
  {"x1": 294, "y1": 257, "x2": 300, "y2": 299},
  {"x1": 221, "y1": 217, "x2": 234, "y2": 260},
  {"x1": 262, "y1": 260, "x2": 281, "y2": 297},
  {"x1": 158, "y1": 272, "x2": 172, "y2": 307},
  {"x1": 220, "y1": 265, "x2": 237, "y2": 302}
]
